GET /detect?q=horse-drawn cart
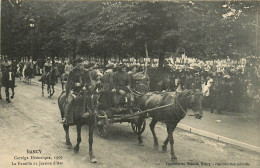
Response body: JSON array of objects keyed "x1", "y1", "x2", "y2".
[
  {"x1": 96, "y1": 106, "x2": 146, "y2": 137},
  {"x1": 95, "y1": 97, "x2": 175, "y2": 137}
]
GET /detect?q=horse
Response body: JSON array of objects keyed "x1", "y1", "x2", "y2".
[
  {"x1": 135, "y1": 89, "x2": 203, "y2": 160},
  {"x1": 24, "y1": 63, "x2": 34, "y2": 84},
  {"x1": 41, "y1": 67, "x2": 56, "y2": 98},
  {"x1": 58, "y1": 68, "x2": 99, "y2": 163},
  {"x1": 16, "y1": 62, "x2": 24, "y2": 81}
]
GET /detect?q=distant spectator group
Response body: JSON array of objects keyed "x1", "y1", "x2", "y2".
[{"x1": 1, "y1": 55, "x2": 260, "y2": 113}]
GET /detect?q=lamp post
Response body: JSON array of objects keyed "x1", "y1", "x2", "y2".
[{"x1": 29, "y1": 18, "x2": 35, "y2": 62}]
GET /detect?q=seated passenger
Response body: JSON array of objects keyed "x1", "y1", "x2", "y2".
[{"x1": 112, "y1": 64, "x2": 132, "y2": 113}]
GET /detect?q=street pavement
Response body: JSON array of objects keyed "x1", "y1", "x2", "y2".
[{"x1": 28, "y1": 75, "x2": 260, "y2": 149}]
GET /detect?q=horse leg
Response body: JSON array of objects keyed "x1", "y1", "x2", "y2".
[
  {"x1": 166, "y1": 123, "x2": 177, "y2": 160},
  {"x1": 50, "y1": 84, "x2": 54, "y2": 97},
  {"x1": 51, "y1": 84, "x2": 55, "y2": 96},
  {"x1": 47, "y1": 84, "x2": 50, "y2": 98},
  {"x1": 5, "y1": 87, "x2": 10, "y2": 103},
  {"x1": 74, "y1": 124, "x2": 82, "y2": 152},
  {"x1": 149, "y1": 119, "x2": 158, "y2": 149},
  {"x1": 162, "y1": 136, "x2": 169, "y2": 152},
  {"x1": 137, "y1": 118, "x2": 145, "y2": 146},
  {"x1": 10, "y1": 87, "x2": 15, "y2": 99},
  {"x1": 42, "y1": 82, "x2": 44, "y2": 96},
  {"x1": 89, "y1": 119, "x2": 97, "y2": 163},
  {"x1": 63, "y1": 124, "x2": 72, "y2": 149},
  {"x1": 49, "y1": 84, "x2": 52, "y2": 98}
]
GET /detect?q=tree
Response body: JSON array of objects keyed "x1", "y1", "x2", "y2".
[{"x1": 2, "y1": 1, "x2": 259, "y2": 64}]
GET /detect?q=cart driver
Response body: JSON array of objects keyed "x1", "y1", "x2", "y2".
[{"x1": 112, "y1": 64, "x2": 133, "y2": 113}]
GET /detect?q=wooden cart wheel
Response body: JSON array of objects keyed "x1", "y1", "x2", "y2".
[
  {"x1": 131, "y1": 119, "x2": 146, "y2": 135},
  {"x1": 96, "y1": 110, "x2": 109, "y2": 137}
]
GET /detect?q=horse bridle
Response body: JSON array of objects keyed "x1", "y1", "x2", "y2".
[
  {"x1": 175, "y1": 91, "x2": 203, "y2": 117},
  {"x1": 82, "y1": 84, "x2": 98, "y2": 115}
]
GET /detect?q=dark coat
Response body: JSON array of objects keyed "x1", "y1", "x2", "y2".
[
  {"x1": 113, "y1": 71, "x2": 131, "y2": 92},
  {"x1": 2, "y1": 65, "x2": 15, "y2": 88}
]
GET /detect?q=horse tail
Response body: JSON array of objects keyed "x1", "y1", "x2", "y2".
[{"x1": 58, "y1": 91, "x2": 66, "y2": 118}]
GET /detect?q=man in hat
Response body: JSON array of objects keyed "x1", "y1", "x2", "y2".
[
  {"x1": 0, "y1": 57, "x2": 9, "y2": 100},
  {"x1": 43, "y1": 57, "x2": 52, "y2": 76},
  {"x1": 112, "y1": 64, "x2": 132, "y2": 110},
  {"x1": 130, "y1": 65, "x2": 150, "y2": 94},
  {"x1": 64, "y1": 60, "x2": 73, "y2": 75},
  {"x1": 192, "y1": 72, "x2": 202, "y2": 90},
  {"x1": 2, "y1": 58, "x2": 15, "y2": 103},
  {"x1": 98, "y1": 63, "x2": 115, "y2": 108},
  {"x1": 61, "y1": 57, "x2": 85, "y2": 124},
  {"x1": 128, "y1": 64, "x2": 138, "y2": 88}
]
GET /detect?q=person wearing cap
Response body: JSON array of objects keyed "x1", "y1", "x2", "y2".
[
  {"x1": 215, "y1": 76, "x2": 230, "y2": 114},
  {"x1": 99, "y1": 63, "x2": 115, "y2": 108},
  {"x1": 61, "y1": 60, "x2": 73, "y2": 88},
  {"x1": 202, "y1": 78, "x2": 214, "y2": 108},
  {"x1": 131, "y1": 65, "x2": 150, "y2": 94},
  {"x1": 112, "y1": 64, "x2": 132, "y2": 110},
  {"x1": 128, "y1": 64, "x2": 137, "y2": 76},
  {"x1": 2, "y1": 58, "x2": 15, "y2": 103},
  {"x1": 128, "y1": 64, "x2": 137, "y2": 88},
  {"x1": 223, "y1": 75, "x2": 232, "y2": 112},
  {"x1": 192, "y1": 72, "x2": 202, "y2": 90},
  {"x1": 61, "y1": 56, "x2": 84, "y2": 124},
  {"x1": 43, "y1": 57, "x2": 52, "y2": 76},
  {"x1": 0, "y1": 57, "x2": 6, "y2": 100},
  {"x1": 1, "y1": 57, "x2": 9, "y2": 73}
]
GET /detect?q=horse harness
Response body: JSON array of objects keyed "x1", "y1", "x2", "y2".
[
  {"x1": 176, "y1": 90, "x2": 203, "y2": 115},
  {"x1": 161, "y1": 90, "x2": 203, "y2": 118}
]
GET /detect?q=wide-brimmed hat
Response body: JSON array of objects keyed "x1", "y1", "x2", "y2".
[{"x1": 106, "y1": 63, "x2": 114, "y2": 69}]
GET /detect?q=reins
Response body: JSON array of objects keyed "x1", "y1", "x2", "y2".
[{"x1": 175, "y1": 92, "x2": 188, "y2": 116}]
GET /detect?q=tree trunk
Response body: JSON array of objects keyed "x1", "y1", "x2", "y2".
[
  {"x1": 103, "y1": 55, "x2": 108, "y2": 65},
  {"x1": 72, "y1": 40, "x2": 77, "y2": 59},
  {"x1": 158, "y1": 54, "x2": 165, "y2": 71},
  {"x1": 103, "y1": 50, "x2": 108, "y2": 65},
  {"x1": 144, "y1": 42, "x2": 149, "y2": 75}
]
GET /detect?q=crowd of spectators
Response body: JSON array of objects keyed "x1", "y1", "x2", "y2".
[{"x1": 6, "y1": 56, "x2": 260, "y2": 113}]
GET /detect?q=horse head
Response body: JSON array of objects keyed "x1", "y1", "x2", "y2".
[
  {"x1": 189, "y1": 89, "x2": 203, "y2": 119},
  {"x1": 81, "y1": 69, "x2": 102, "y2": 115}
]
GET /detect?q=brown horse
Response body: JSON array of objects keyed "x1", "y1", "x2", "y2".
[
  {"x1": 58, "y1": 69, "x2": 99, "y2": 163},
  {"x1": 136, "y1": 89, "x2": 203, "y2": 160}
]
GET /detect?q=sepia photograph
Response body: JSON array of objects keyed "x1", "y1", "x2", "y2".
[{"x1": 0, "y1": 0, "x2": 260, "y2": 167}]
